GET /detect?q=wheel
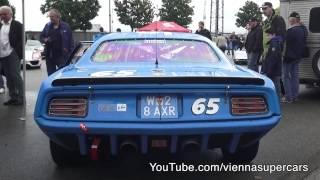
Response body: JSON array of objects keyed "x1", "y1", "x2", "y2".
[
  {"x1": 50, "y1": 140, "x2": 84, "y2": 167},
  {"x1": 312, "y1": 51, "x2": 320, "y2": 78},
  {"x1": 222, "y1": 141, "x2": 259, "y2": 164}
]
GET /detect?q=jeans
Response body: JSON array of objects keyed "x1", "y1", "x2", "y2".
[
  {"x1": 0, "y1": 63, "x2": 4, "y2": 88},
  {"x1": 0, "y1": 75, "x2": 4, "y2": 88},
  {"x1": 231, "y1": 44, "x2": 236, "y2": 57},
  {"x1": 46, "y1": 56, "x2": 66, "y2": 76},
  {"x1": 227, "y1": 43, "x2": 232, "y2": 54},
  {"x1": 270, "y1": 76, "x2": 281, "y2": 100},
  {"x1": 283, "y1": 61, "x2": 300, "y2": 101},
  {"x1": 0, "y1": 51, "x2": 23, "y2": 101},
  {"x1": 219, "y1": 46, "x2": 226, "y2": 53},
  {"x1": 247, "y1": 52, "x2": 260, "y2": 72}
]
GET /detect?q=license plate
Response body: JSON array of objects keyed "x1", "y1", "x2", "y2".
[{"x1": 141, "y1": 95, "x2": 178, "y2": 119}]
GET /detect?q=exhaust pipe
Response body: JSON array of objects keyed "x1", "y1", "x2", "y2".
[
  {"x1": 119, "y1": 140, "x2": 141, "y2": 167},
  {"x1": 181, "y1": 139, "x2": 201, "y2": 153},
  {"x1": 119, "y1": 140, "x2": 138, "y2": 154}
]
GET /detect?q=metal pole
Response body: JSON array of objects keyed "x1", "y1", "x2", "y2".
[
  {"x1": 19, "y1": 0, "x2": 26, "y2": 121},
  {"x1": 209, "y1": 0, "x2": 213, "y2": 32},
  {"x1": 222, "y1": 0, "x2": 224, "y2": 34},
  {"x1": 215, "y1": 0, "x2": 219, "y2": 36},
  {"x1": 109, "y1": 0, "x2": 112, "y2": 32},
  {"x1": 203, "y1": 0, "x2": 207, "y2": 21}
]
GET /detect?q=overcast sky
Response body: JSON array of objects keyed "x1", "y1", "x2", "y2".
[{"x1": 9, "y1": 0, "x2": 279, "y2": 33}]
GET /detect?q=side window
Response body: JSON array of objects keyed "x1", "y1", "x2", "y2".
[
  {"x1": 71, "y1": 45, "x2": 90, "y2": 64},
  {"x1": 309, "y1": 7, "x2": 320, "y2": 33}
]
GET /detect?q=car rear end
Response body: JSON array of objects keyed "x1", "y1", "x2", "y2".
[
  {"x1": 35, "y1": 76, "x2": 280, "y2": 162},
  {"x1": 34, "y1": 32, "x2": 281, "y2": 165}
]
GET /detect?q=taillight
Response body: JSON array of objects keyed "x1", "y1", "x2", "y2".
[
  {"x1": 231, "y1": 97, "x2": 268, "y2": 115},
  {"x1": 48, "y1": 98, "x2": 88, "y2": 117}
]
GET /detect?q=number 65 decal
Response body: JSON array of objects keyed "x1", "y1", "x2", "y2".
[{"x1": 192, "y1": 98, "x2": 220, "y2": 115}]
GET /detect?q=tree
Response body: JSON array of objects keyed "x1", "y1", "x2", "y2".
[
  {"x1": 114, "y1": 0, "x2": 154, "y2": 31},
  {"x1": 40, "y1": 0, "x2": 101, "y2": 31},
  {"x1": 235, "y1": 1, "x2": 262, "y2": 28},
  {"x1": 0, "y1": 0, "x2": 16, "y2": 19},
  {"x1": 159, "y1": 0, "x2": 194, "y2": 27}
]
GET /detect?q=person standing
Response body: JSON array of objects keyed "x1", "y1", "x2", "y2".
[
  {"x1": 261, "y1": 2, "x2": 286, "y2": 52},
  {"x1": 216, "y1": 33, "x2": 227, "y2": 53},
  {"x1": 282, "y1": 12, "x2": 308, "y2": 103},
  {"x1": 239, "y1": 35, "x2": 245, "y2": 50},
  {"x1": 226, "y1": 37, "x2": 231, "y2": 55},
  {"x1": 93, "y1": 27, "x2": 106, "y2": 41},
  {"x1": 229, "y1": 32, "x2": 238, "y2": 58},
  {"x1": 261, "y1": 29, "x2": 283, "y2": 98},
  {"x1": 0, "y1": 6, "x2": 24, "y2": 105},
  {"x1": 195, "y1": 21, "x2": 212, "y2": 40},
  {"x1": 245, "y1": 18, "x2": 263, "y2": 72},
  {"x1": 40, "y1": 9, "x2": 74, "y2": 76}
]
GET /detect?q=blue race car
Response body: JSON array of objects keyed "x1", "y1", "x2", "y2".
[{"x1": 34, "y1": 32, "x2": 281, "y2": 166}]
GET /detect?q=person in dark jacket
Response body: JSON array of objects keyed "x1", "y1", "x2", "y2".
[
  {"x1": 261, "y1": 2, "x2": 286, "y2": 54},
  {"x1": 195, "y1": 21, "x2": 212, "y2": 40},
  {"x1": 245, "y1": 18, "x2": 263, "y2": 72},
  {"x1": 0, "y1": 6, "x2": 24, "y2": 105},
  {"x1": 282, "y1": 12, "x2": 308, "y2": 103},
  {"x1": 229, "y1": 32, "x2": 238, "y2": 58},
  {"x1": 40, "y1": 9, "x2": 74, "y2": 76},
  {"x1": 261, "y1": 29, "x2": 282, "y2": 98},
  {"x1": 226, "y1": 37, "x2": 231, "y2": 55}
]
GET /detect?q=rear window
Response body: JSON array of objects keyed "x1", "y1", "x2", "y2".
[
  {"x1": 92, "y1": 40, "x2": 219, "y2": 64},
  {"x1": 310, "y1": 7, "x2": 320, "y2": 33}
]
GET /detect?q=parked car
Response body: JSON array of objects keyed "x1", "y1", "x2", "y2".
[
  {"x1": 23, "y1": 40, "x2": 44, "y2": 69},
  {"x1": 233, "y1": 50, "x2": 248, "y2": 65},
  {"x1": 34, "y1": 32, "x2": 281, "y2": 166}
]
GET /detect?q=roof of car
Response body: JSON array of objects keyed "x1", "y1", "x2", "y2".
[{"x1": 96, "y1": 32, "x2": 211, "y2": 42}]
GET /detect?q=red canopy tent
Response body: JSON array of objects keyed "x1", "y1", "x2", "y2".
[{"x1": 138, "y1": 21, "x2": 191, "y2": 33}]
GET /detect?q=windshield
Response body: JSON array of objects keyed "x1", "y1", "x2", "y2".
[{"x1": 92, "y1": 39, "x2": 219, "y2": 64}]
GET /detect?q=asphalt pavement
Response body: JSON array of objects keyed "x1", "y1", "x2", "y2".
[{"x1": 1, "y1": 65, "x2": 320, "y2": 180}]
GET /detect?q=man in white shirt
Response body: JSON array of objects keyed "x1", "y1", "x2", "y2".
[{"x1": 0, "y1": 6, "x2": 23, "y2": 105}]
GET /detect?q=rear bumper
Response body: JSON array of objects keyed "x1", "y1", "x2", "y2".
[
  {"x1": 36, "y1": 116, "x2": 280, "y2": 134},
  {"x1": 22, "y1": 60, "x2": 41, "y2": 68},
  {"x1": 36, "y1": 116, "x2": 280, "y2": 155}
]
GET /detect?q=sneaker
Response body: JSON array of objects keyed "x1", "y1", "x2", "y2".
[
  {"x1": 11, "y1": 100, "x2": 23, "y2": 106},
  {"x1": 3, "y1": 99, "x2": 23, "y2": 106},
  {"x1": 281, "y1": 97, "x2": 293, "y2": 104},
  {"x1": 0, "y1": 88, "x2": 4, "y2": 94}
]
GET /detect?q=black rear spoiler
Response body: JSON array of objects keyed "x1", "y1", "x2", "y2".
[{"x1": 52, "y1": 77, "x2": 265, "y2": 86}]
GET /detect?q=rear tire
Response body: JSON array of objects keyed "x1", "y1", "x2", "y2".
[
  {"x1": 222, "y1": 141, "x2": 259, "y2": 164},
  {"x1": 312, "y1": 51, "x2": 320, "y2": 78},
  {"x1": 50, "y1": 140, "x2": 85, "y2": 167}
]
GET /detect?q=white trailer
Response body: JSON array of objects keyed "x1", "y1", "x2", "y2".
[{"x1": 280, "y1": 0, "x2": 320, "y2": 85}]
